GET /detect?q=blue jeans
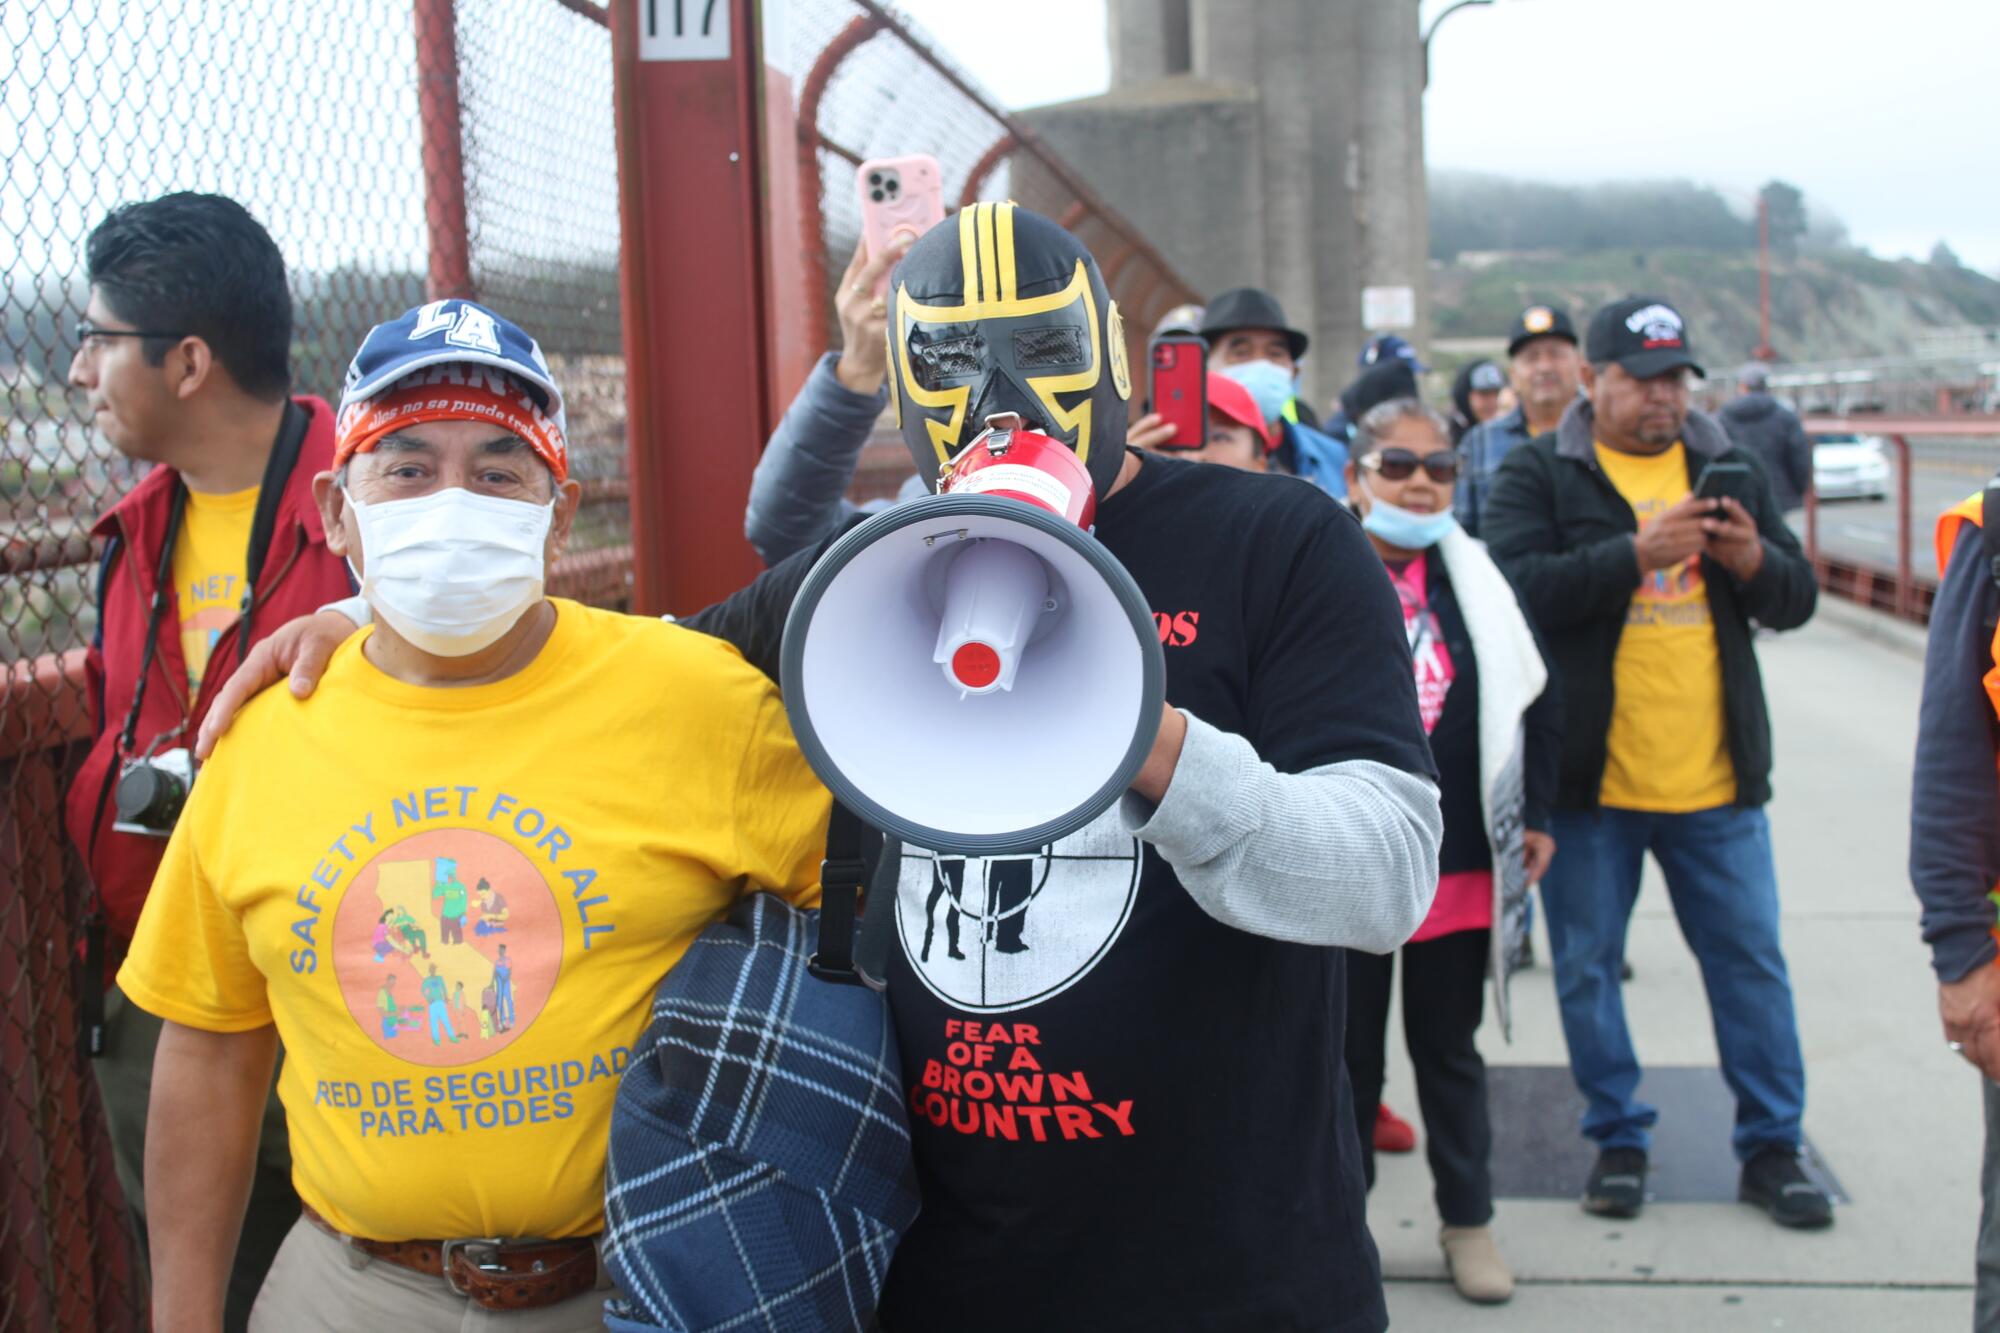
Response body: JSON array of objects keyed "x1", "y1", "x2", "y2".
[{"x1": 1542, "y1": 804, "x2": 1805, "y2": 1161}]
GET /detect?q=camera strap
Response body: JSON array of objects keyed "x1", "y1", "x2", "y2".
[
  {"x1": 235, "y1": 399, "x2": 310, "y2": 670},
  {"x1": 115, "y1": 481, "x2": 187, "y2": 759}
]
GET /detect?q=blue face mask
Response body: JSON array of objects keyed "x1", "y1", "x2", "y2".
[
  {"x1": 1358, "y1": 479, "x2": 1459, "y2": 550},
  {"x1": 1216, "y1": 358, "x2": 1297, "y2": 427}
]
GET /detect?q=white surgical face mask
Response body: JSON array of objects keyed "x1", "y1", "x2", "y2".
[{"x1": 343, "y1": 486, "x2": 555, "y2": 657}]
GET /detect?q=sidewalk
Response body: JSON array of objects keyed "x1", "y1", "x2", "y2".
[{"x1": 1371, "y1": 603, "x2": 1979, "y2": 1329}]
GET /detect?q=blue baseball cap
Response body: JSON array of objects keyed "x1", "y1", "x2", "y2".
[
  {"x1": 1359, "y1": 334, "x2": 1427, "y2": 373},
  {"x1": 340, "y1": 298, "x2": 564, "y2": 427}
]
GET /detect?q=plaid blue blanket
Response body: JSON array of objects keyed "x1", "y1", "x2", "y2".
[{"x1": 603, "y1": 893, "x2": 919, "y2": 1331}]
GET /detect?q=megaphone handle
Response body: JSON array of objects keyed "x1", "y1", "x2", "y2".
[{"x1": 809, "y1": 801, "x2": 871, "y2": 986}]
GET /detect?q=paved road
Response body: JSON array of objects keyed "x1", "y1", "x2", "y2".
[
  {"x1": 1373, "y1": 602, "x2": 1979, "y2": 1330},
  {"x1": 1803, "y1": 438, "x2": 2000, "y2": 577}
]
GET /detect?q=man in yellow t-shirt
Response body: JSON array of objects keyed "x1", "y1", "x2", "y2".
[
  {"x1": 119, "y1": 302, "x2": 829, "y2": 1330},
  {"x1": 1483, "y1": 297, "x2": 1828, "y2": 1232}
]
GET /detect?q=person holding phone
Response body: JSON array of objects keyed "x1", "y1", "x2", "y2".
[
  {"x1": 1129, "y1": 367, "x2": 1275, "y2": 471},
  {"x1": 1483, "y1": 297, "x2": 1828, "y2": 1230},
  {"x1": 741, "y1": 236, "x2": 928, "y2": 566},
  {"x1": 1340, "y1": 396, "x2": 1561, "y2": 1305}
]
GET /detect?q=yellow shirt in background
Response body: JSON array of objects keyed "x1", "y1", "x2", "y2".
[
  {"x1": 1593, "y1": 442, "x2": 1736, "y2": 812},
  {"x1": 119, "y1": 600, "x2": 830, "y2": 1242},
  {"x1": 171, "y1": 484, "x2": 259, "y2": 698}
]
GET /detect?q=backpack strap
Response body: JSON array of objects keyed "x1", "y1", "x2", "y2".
[{"x1": 808, "y1": 800, "x2": 871, "y2": 987}]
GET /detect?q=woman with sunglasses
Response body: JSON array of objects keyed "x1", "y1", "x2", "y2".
[{"x1": 1341, "y1": 396, "x2": 1562, "y2": 1307}]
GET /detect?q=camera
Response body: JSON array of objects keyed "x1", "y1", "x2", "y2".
[{"x1": 113, "y1": 747, "x2": 195, "y2": 837}]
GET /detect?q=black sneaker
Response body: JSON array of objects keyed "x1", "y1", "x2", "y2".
[
  {"x1": 1583, "y1": 1147, "x2": 1648, "y2": 1217},
  {"x1": 1739, "y1": 1147, "x2": 1834, "y2": 1229}
]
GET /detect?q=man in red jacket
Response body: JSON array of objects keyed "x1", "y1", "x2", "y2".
[{"x1": 60, "y1": 192, "x2": 355, "y2": 1330}]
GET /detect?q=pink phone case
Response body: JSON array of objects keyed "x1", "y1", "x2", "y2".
[{"x1": 856, "y1": 154, "x2": 946, "y2": 297}]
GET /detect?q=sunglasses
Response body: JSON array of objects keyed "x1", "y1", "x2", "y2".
[{"x1": 1361, "y1": 448, "x2": 1460, "y2": 484}]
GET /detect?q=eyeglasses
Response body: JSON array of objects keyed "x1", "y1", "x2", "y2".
[
  {"x1": 1361, "y1": 448, "x2": 1460, "y2": 484},
  {"x1": 74, "y1": 321, "x2": 184, "y2": 349}
]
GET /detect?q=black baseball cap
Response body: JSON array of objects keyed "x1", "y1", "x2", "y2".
[
  {"x1": 1506, "y1": 304, "x2": 1577, "y2": 357},
  {"x1": 1585, "y1": 296, "x2": 1705, "y2": 380},
  {"x1": 1339, "y1": 358, "x2": 1419, "y2": 425},
  {"x1": 1201, "y1": 287, "x2": 1309, "y2": 361}
]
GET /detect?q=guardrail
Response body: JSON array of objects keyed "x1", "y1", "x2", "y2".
[{"x1": 1799, "y1": 414, "x2": 2000, "y2": 626}]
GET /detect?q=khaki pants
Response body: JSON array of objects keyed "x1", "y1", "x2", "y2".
[
  {"x1": 249, "y1": 1218, "x2": 613, "y2": 1332},
  {"x1": 92, "y1": 981, "x2": 299, "y2": 1333}
]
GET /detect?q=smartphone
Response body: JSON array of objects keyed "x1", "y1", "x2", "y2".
[
  {"x1": 855, "y1": 155, "x2": 946, "y2": 298},
  {"x1": 1693, "y1": 459, "x2": 1753, "y2": 507},
  {"x1": 1149, "y1": 336, "x2": 1208, "y2": 449}
]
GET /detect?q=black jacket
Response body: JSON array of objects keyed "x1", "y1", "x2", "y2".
[
  {"x1": 1719, "y1": 392, "x2": 1812, "y2": 511},
  {"x1": 1483, "y1": 399, "x2": 1818, "y2": 811}
]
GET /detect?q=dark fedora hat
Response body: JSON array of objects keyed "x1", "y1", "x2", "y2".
[{"x1": 1200, "y1": 287, "x2": 1309, "y2": 361}]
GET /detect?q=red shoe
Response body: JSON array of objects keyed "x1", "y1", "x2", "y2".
[{"x1": 1374, "y1": 1103, "x2": 1417, "y2": 1153}]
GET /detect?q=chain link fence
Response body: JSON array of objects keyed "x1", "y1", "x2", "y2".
[
  {"x1": 773, "y1": 0, "x2": 1199, "y2": 500},
  {"x1": 1, "y1": 3, "x2": 622, "y2": 1326}
]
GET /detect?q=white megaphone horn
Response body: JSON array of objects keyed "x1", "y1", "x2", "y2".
[{"x1": 780, "y1": 414, "x2": 1165, "y2": 855}]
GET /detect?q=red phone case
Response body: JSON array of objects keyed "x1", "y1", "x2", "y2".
[{"x1": 1150, "y1": 336, "x2": 1208, "y2": 449}]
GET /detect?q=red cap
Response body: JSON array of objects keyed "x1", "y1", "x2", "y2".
[{"x1": 1207, "y1": 373, "x2": 1277, "y2": 452}]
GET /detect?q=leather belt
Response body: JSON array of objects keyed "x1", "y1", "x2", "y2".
[{"x1": 301, "y1": 1203, "x2": 599, "y2": 1312}]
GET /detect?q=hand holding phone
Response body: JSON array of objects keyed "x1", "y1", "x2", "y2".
[
  {"x1": 856, "y1": 155, "x2": 946, "y2": 299},
  {"x1": 1148, "y1": 336, "x2": 1208, "y2": 449},
  {"x1": 1693, "y1": 459, "x2": 1753, "y2": 508}
]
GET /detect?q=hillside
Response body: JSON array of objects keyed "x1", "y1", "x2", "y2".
[{"x1": 1432, "y1": 247, "x2": 2000, "y2": 368}]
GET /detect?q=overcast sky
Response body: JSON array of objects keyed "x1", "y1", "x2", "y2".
[{"x1": 896, "y1": 0, "x2": 2000, "y2": 272}]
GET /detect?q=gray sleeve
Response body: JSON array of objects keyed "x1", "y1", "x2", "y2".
[
  {"x1": 1119, "y1": 710, "x2": 1441, "y2": 952},
  {"x1": 744, "y1": 353, "x2": 889, "y2": 566}
]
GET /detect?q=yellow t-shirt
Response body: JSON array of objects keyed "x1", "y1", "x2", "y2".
[
  {"x1": 118, "y1": 600, "x2": 830, "y2": 1241},
  {"x1": 171, "y1": 484, "x2": 259, "y2": 698},
  {"x1": 1594, "y1": 442, "x2": 1736, "y2": 812}
]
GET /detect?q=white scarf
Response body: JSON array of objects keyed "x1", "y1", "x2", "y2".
[{"x1": 1435, "y1": 525, "x2": 1548, "y2": 1040}]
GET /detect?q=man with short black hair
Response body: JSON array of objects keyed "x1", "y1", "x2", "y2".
[
  {"x1": 1720, "y1": 362, "x2": 1813, "y2": 513},
  {"x1": 62, "y1": 192, "x2": 354, "y2": 1328},
  {"x1": 1457, "y1": 304, "x2": 1583, "y2": 535},
  {"x1": 1484, "y1": 296, "x2": 1829, "y2": 1231}
]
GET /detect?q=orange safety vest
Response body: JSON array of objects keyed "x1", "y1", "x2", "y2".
[
  {"x1": 1936, "y1": 494, "x2": 2000, "y2": 945},
  {"x1": 1936, "y1": 493, "x2": 2000, "y2": 725}
]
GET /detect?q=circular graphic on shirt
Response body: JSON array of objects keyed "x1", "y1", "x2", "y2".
[
  {"x1": 895, "y1": 808, "x2": 1142, "y2": 1013},
  {"x1": 331, "y1": 828, "x2": 562, "y2": 1067}
]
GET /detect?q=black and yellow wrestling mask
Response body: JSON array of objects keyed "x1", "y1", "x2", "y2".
[{"x1": 887, "y1": 202, "x2": 1132, "y2": 498}]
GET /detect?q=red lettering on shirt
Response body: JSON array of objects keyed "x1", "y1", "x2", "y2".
[
  {"x1": 1152, "y1": 611, "x2": 1202, "y2": 647},
  {"x1": 911, "y1": 1021, "x2": 1135, "y2": 1142}
]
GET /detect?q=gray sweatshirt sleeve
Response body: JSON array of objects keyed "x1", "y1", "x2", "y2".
[
  {"x1": 743, "y1": 353, "x2": 888, "y2": 567},
  {"x1": 1911, "y1": 522, "x2": 2000, "y2": 981},
  {"x1": 1120, "y1": 710, "x2": 1442, "y2": 952}
]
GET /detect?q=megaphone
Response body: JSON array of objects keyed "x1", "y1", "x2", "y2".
[{"x1": 780, "y1": 415, "x2": 1165, "y2": 855}]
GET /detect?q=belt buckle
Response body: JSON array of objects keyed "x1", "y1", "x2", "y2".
[{"x1": 441, "y1": 1237, "x2": 508, "y2": 1296}]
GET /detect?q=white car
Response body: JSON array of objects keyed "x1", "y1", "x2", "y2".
[{"x1": 1812, "y1": 434, "x2": 1890, "y2": 501}]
